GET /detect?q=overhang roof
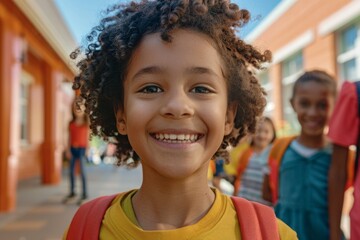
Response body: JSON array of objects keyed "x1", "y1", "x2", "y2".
[{"x1": 13, "y1": 0, "x2": 78, "y2": 74}]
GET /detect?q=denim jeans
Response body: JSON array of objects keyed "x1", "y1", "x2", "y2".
[{"x1": 69, "y1": 147, "x2": 87, "y2": 197}]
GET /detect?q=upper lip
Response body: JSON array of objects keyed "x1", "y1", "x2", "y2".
[{"x1": 149, "y1": 128, "x2": 203, "y2": 135}]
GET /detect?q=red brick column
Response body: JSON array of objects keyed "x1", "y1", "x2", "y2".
[
  {"x1": 42, "y1": 66, "x2": 63, "y2": 184},
  {"x1": 0, "y1": 24, "x2": 22, "y2": 212}
]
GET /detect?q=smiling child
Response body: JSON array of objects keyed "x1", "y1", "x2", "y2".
[{"x1": 64, "y1": 1, "x2": 297, "y2": 239}]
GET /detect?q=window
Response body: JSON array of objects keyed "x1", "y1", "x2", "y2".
[
  {"x1": 20, "y1": 72, "x2": 33, "y2": 145},
  {"x1": 258, "y1": 71, "x2": 274, "y2": 116},
  {"x1": 281, "y1": 52, "x2": 303, "y2": 134},
  {"x1": 337, "y1": 22, "x2": 360, "y2": 82}
]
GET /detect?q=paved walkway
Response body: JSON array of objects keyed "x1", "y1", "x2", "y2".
[{"x1": 0, "y1": 164, "x2": 142, "y2": 240}]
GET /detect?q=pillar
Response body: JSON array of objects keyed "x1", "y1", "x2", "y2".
[
  {"x1": 42, "y1": 65, "x2": 63, "y2": 184},
  {"x1": 0, "y1": 24, "x2": 22, "y2": 212}
]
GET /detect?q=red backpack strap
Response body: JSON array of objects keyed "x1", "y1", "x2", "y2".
[
  {"x1": 230, "y1": 196, "x2": 279, "y2": 240},
  {"x1": 67, "y1": 194, "x2": 118, "y2": 240}
]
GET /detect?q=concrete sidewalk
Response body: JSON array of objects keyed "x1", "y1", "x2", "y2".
[{"x1": 0, "y1": 164, "x2": 142, "y2": 240}]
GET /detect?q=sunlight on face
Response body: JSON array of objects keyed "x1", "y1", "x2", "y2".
[{"x1": 117, "y1": 29, "x2": 235, "y2": 180}]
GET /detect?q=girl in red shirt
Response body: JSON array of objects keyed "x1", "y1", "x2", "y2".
[{"x1": 64, "y1": 102, "x2": 89, "y2": 204}]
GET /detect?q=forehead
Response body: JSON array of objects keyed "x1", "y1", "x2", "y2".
[
  {"x1": 125, "y1": 29, "x2": 224, "y2": 80},
  {"x1": 294, "y1": 81, "x2": 333, "y2": 99},
  {"x1": 257, "y1": 119, "x2": 272, "y2": 129}
]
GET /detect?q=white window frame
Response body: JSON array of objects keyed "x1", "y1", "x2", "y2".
[
  {"x1": 20, "y1": 71, "x2": 33, "y2": 146},
  {"x1": 337, "y1": 21, "x2": 360, "y2": 83},
  {"x1": 257, "y1": 70, "x2": 274, "y2": 115},
  {"x1": 281, "y1": 52, "x2": 304, "y2": 134}
]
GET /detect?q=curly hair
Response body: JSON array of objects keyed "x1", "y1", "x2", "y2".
[{"x1": 71, "y1": 0, "x2": 271, "y2": 167}]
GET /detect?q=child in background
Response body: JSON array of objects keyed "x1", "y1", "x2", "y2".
[
  {"x1": 225, "y1": 134, "x2": 252, "y2": 185},
  {"x1": 264, "y1": 70, "x2": 344, "y2": 240},
  {"x1": 328, "y1": 81, "x2": 360, "y2": 240},
  {"x1": 63, "y1": 100, "x2": 89, "y2": 205},
  {"x1": 233, "y1": 116, "x2": 276, "y2": 206},
  {"x1": 64, "y1": 0, "x2": 297, "y2": 239}
]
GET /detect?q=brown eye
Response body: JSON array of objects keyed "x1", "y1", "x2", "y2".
[
  {"x1": 191, "y1": 86, "x2": 212, "y2": 94},
  {"x1": 139, "y1": 85, "x2": 162, "y2": 93},
  {"x1": 317, "y1": 102, "x2": 328, "y2": 110},
  {"x1": 299, "y1": 100, "x2": 310, "y2": 108}
]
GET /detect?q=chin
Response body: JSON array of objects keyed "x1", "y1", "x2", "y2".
[{"x1": 304, "y1": 130, "x2": 324, "y2": 137}]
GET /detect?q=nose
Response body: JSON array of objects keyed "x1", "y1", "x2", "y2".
[
  {"x1": 160, "y1": 90, "x2": 194, "y2": 119},
  {"x1": 307, "y1": 105, "x2": 318, "y2": 116}
]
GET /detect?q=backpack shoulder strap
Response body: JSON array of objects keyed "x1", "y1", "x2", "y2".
[
  {"x1": 268, "y1": 136, "x2": 296, "y2": 203},
  {"x1": 268, "y1": 136, "x2": 296, "y2": 164},
  {"x1": 236, "y1": 147, "x2": 254, "y2": 176},
  {"x1": 233, "y1": 147, "x2": 253, "y2": 195},
  {"x1": 67, "y1": 194, "x2": 118, "y2": 240},
  {"x1": 230, "y1": 196, "x2": 279, "y2": 240}
]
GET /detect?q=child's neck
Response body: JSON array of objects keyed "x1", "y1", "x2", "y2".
[
  {"x1": 132, "y1": 177, "x2": 215, "y2": 230},
  {"x1": 74, "y1": 118, "x2": 85, "y2": 124},
  {"x1": 297, "y1": 134, "x2": 327, "y2": 149},
  {"x1": 252, "y1": 145, "x2": 266, "y2": 153}
]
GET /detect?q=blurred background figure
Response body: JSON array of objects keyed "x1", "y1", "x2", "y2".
[
  {"x1": 328, "y1": 81, "x2": 360, "y2": 240},
  {"x1": 224, "y1": 134, "x2": 252, "y2": 186},
  {"x1": 233, "y1": 116, "x2": 276, "y2": 206},
  {"x1": 263, "y1": 70, "x2": 346, "y2": 240},
  {"x1": 63, "y1": 100, "x2": 89, "y2": 205}
]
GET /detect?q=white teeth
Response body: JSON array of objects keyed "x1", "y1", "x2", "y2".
[
  {"x1": 154, "y1": 133, "x2": 199, "y2": 142},
  {"x1": 178, "y1": 134, "x2": 185, "y2": 140}
]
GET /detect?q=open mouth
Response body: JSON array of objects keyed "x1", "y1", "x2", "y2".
[{"x1": 150, "y1": 133, "x2": 203, "y2": 143}]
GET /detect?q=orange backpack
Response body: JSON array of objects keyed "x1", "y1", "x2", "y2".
[
  {"x1": 266, "y1": 136, "x2": 355, "y2": 204},
  {"x1": 67, "y1": 194, "x2": 279, "y2": 240},
  {"x1": 233, "y1": 147, "x2": 253, "y2": 195}
]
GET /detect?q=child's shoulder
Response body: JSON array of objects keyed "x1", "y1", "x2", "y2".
[
  {"x1": 269, "y1": 136, "x2": 297, "y2": 161},
  {"x1": 277, "y1": 218, "x2": 298, "y2": 239}
]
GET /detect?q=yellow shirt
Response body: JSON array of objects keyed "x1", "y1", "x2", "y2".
[{"x1": 98, "y1": 189, "x2": 297, "y2": 240}]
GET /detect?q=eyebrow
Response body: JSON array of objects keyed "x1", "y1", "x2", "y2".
[
  {"x1": 131, "y1": 66, "x2": 221, "y2": 80},
  {"x1": 186, "y1": 66, "x2": 220, "y2": 77}
]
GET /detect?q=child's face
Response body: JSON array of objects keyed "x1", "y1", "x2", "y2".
[
  {"x1": 291, "y1": 81, "x2": 335, "y2": 138},
  {"x1": 73, "y1": 105, "x2": 85, "y2": 118},
  {"x1": 116, "y1": 29, "x2": 236, "y2": 179},
  {"x1": 253, "y1": 120, "x2": 274, "y2": 150}
]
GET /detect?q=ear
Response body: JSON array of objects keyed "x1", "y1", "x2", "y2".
[
  {"x1": 115, "y1": 109, "x2": 127, "y2": 135},
  {"x1": 224, "y1": 103, "x2": 237, "y2": 135}
]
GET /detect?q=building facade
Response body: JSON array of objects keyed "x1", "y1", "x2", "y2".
[
  {"x1": 0, "y1": 0, "x2": 77, "y2": 212},
  {"x1": 247, "y1": 0, "x2": 360, "y2": 134}
]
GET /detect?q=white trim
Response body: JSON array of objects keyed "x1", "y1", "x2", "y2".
[
  {"x1": 337, "y1": 48, "x2": 360, "y2": 63},
  {"x1": 245, "y1": 0, "x2": 298, "y2": 43},
  {"x1": 273, "y1": 30, "x2": 314, "y2": 64},
  {"x1": 318, "y1": 0, "x2": 360, "y2": 36},
  {"x1": 13, "y1": 0, "x2": 77, "y2": 73}
]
